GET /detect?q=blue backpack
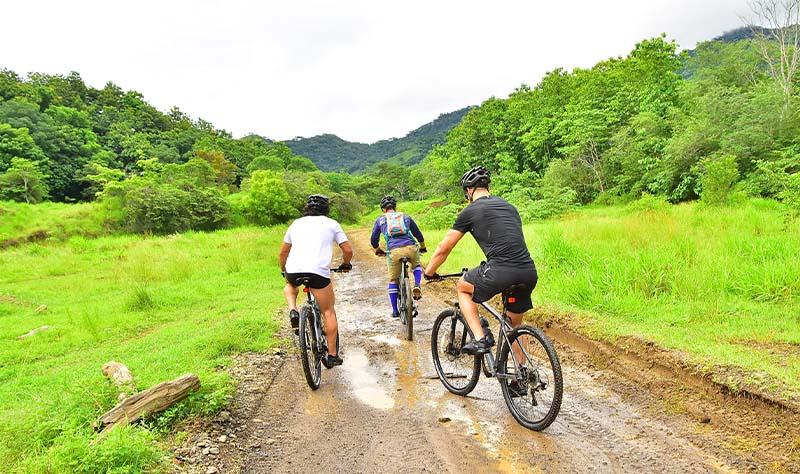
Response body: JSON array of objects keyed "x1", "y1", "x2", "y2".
[{"x1": 384, "y1": 212, "x2": 409, "y2": 239}]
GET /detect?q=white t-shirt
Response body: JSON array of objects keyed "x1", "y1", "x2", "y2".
[{"x1": 284, "y1": 215, "x2": 349, "y2": 278}]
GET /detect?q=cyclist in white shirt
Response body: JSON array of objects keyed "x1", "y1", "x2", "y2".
[{"x1": 279, "y1": 194, "x2": 353, "y2": 367}]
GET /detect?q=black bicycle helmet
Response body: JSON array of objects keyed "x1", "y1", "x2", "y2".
[
  {"x1": 380, "y1": 195, "x2": 397, "y2": 210},
  {"x1": 305, "y1": 194, "x2": 330, "y2": 216},
  {"x1": 460, "y1": 166, "x2": 490, "y2": 188}
]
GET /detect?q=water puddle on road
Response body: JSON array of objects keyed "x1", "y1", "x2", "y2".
[
  {"x1": 433, "y1": 398, "x2": 541, "y2": 473},
  {"x1": 369, "y1": 334, "x2": 401, "y2": 346},
  {"x1": 340, "y1": 348, "x2": 395, "y2": 410}
]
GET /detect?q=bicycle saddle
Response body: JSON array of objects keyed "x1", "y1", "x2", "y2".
[{"x1": 503, "y1": 283, "x2": 528, "y2": 295}]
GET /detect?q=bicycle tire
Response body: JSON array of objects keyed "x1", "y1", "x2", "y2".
[
  {"x1": 298, "y1": 305, "x2": 322, "y2": 390},
  {"x1": 402, "y1": 272, "x2": 414, "y2": 341},
  {"x1": 430, "y1": 309, "x2": 480, "y2": 396},
  {"x1": 498, "y1": 325, "x2": 562, "y2": 431}
]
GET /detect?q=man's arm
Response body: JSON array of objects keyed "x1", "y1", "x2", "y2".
[
  {"x1": 424, "y1": 229, "x2": 464, "y2": 276},
  {"x1": 370, "y1": 219, "x2": 382, "y2": 250},
  {"x1": 408, "y1": 217, "x2": 425, "y2": 248},
  {"x1": 279, "y1": 242, "x2": 291, "y2": 273},
  {"x1": 339, "y1": 241, "x2": 354, "y2": 265}
]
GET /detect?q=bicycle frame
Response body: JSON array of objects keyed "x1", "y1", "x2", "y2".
[
  {"x1": 378, "y1": 249, "x2": 416, "y2": 340},
  {"x1": 477, "y1": 301, "x2": 528, "y2": 382},
  {"x1": 300, "y1": 285, "x2": 324, "y2": 355},
  {"x1": 437, "y1": 271, "x2": 537, "y2": 382}
]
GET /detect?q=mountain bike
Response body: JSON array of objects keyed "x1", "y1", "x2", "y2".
[
  {"x1": 376, "y1": 251, "x2": 418, "y2": 341},
  {"x1": 297, "y1": 268, "x2": 347, "y2": 390},
  {"x1": 428, "y1": 270, "x2": 563, "y2": 431}
]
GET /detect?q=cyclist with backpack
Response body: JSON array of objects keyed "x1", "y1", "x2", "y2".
[
  {"x1": 280, "y1": 194, "x2": 353, "y2": 367},
  {"x1": 370, "y1": 195, "x2": 427, "y2": 318}
]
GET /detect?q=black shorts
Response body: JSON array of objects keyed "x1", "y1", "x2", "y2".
[
  {"x1": 285, "y1": 272, "x2": 331, "y2": 289},
  {"x1": 463, "y1": 262, "x2": 537, "y2": 313}
]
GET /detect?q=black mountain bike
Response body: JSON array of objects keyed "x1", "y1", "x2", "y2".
[
  {"x1": 429, "y1": 270, "x2": 563, "y2": 431},
  {"x1": 297, "y1": 268, "x2": 346, "y2": 390},
  {"x1": 376, "y1": 251, "x2": 418, "y2": 341}
]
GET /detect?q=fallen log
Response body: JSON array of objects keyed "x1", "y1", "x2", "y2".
[
  {"x1": 17, "y1": 325, "x2": 53, "y2": 340},
  {"x1": 101, "y1": 361, "x2": 137, "y2": 400},
  {"x1": 95, "y1": 373, "x2": 200, "y2": 432}
]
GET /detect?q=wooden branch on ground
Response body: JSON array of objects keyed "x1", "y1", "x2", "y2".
[
  {"x1": 95, "y1": 373, "x2": 201, "y2": 432},
  {"x1": 17, "y1": 325, "x2": 53, "y2": 339}
]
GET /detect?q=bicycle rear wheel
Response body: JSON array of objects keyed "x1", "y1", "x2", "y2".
[
  {"x1": 498, "y1": 325, "x2": 562, "y2": 431},
  {"x1": 298, "y1": 305, "x2": 322, "y2": 389},
  {"x1": 430, "y1": 309, "x2": 480, "y2": 396},
  {"x1": 402, "y1": 273, "x2": 414, "y2": 341}
]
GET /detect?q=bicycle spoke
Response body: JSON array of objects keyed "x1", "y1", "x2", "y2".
[
  {"x1": 499, "y1": 326, "x2": 562, "y2": 431},
  {"x1": 430, "y1": 309, "x2": 480, "y2": 395}
]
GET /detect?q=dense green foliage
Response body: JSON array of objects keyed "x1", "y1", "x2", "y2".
[
  {"x1": 0, "y1": 70, "x2": 453, "y2": 230},
  {"x1": 0, "y1": 71, "x2": 356, "y2": 230},
  {"x1": 421, "y1": 35, "x2": 800, "y2": 216},
  {"x1": 4, "y1": 29, "x2": 800, "y2": 230},
  {"x1": 283, "y1": 107, "x2": 472, "y2": 172}
]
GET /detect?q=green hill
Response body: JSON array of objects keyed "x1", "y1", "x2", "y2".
[{"x1": 282, "y1": 107, "x2": 473, "y2": 172}]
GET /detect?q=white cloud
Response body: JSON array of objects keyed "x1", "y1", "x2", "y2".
[{"x1": 2, "y1": 0, "x2": 752, "y2": 143}]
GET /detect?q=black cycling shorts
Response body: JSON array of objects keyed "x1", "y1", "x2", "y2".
[
  {"x1": 285, "y1": 272, "x2": 331, "y2": 289},
  {"x1": 463, "y1": 262, "x2": 537, "y2": 313}
]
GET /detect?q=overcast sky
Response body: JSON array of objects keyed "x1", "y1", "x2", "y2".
[{"x1": 3, "y1": 0, "x2": 754, "y2": 143}]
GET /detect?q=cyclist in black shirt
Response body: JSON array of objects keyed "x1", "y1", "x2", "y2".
[{"x1": 424, "y1": 166, "x2": 538, "y2": 354}]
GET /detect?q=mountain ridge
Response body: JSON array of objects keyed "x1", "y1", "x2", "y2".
[{"x1": 278, "y1": 106, "x2": 473, "y2": 173}]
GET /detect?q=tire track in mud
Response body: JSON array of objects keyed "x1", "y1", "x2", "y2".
[{"x1": 213, "y1": 228, "x2": 796, "y2": 473}]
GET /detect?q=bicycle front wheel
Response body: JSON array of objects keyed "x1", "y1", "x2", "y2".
[
  {"x1": 498, "y1": 325, "x2": 562, "y2": 431},
  {"x1": 430, "y1": 309, "x2": 480, "y2": 396},
  {"x1": 402, "y1": 274, "x2": 414, "y2": 341},
  {"x1": 298, "y1": 306, "x2": 322, "y2": 390}
]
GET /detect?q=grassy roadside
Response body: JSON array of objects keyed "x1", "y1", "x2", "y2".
[
  {"x1": 2, "y1": 197, "x2": 798, "y2": 470},
  {"x1": 0, "y1": 228, "x2": 285, "y2": 472},
  {"x1": 422, "y1": 199, "x2": 800, "y2": 403}
]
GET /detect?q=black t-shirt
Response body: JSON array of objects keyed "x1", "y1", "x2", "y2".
[{"x1": 452, "y1": 195, "x2": 534, "y2": 267}]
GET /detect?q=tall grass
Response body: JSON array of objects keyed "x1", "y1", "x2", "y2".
[
  {"x1": 424, "y1": 199, "x2": 800, "y2": 393},
  {"x1": 0, "y1": 200, "x2": 117, "y2": 243},
  {"x1": 0, "y1": 228, "x2": 286, "y2": 472}
]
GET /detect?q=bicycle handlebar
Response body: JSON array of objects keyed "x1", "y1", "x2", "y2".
[{"x1": 437, "y1": 272, "x2": 464, "y2": 279}]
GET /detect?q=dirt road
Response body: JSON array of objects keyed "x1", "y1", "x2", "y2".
[{"x1": 175, "y1": 230, "x2": 799, "y2": 473}]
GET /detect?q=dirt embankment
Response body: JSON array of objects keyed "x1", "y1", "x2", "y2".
[{"x1": 171, "y1": 229, "x2": 800, "y2": 474}]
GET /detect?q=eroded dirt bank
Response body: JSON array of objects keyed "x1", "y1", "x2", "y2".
[{"x1": 172, "y1": 229, "x2": 799, "y2": 473}]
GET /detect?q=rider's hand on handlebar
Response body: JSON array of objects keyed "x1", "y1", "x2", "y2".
[
  {"x1": 374, "y1": 248, "x2": 386, "y2": 256},
  {"x1": 423, "y1": 272, "x2": 442, "y2": 282},
  {"x1": 419, "y1": 245, "x2": 427, "y2": 254},
  {"x1": 337, "y1": 262, "x2": 353, "y2": 272}
]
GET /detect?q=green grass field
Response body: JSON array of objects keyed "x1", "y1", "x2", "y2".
[
  {"x1": 2, "y1": 197, "x2": 799, "y2": 471},
  {"x1": 0, "y1": 227, "x2": 286, "y2": 472},
  {"x1": 424, "y1": 199, "x2": 800, "y2": 399}
]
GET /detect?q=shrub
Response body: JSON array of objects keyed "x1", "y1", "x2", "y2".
[
  {"x1": 330, "y1": 192, "x2": 364, "y2": 224},
  {"x1": 0, "y1": 157, "x2": 49, "y2": 203},
  {"x1": 414, "y1": 203, "x2": 461, "y2": 229},
  {"x1": 241, "y1": 170, "x2": 297, "y2": 226},
  {"x1": 504, "y1": 184, "x2": 578, "y2": 221},
  {"x1": 700, "y1": 154, "x2": 739, "y2": 205}
]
